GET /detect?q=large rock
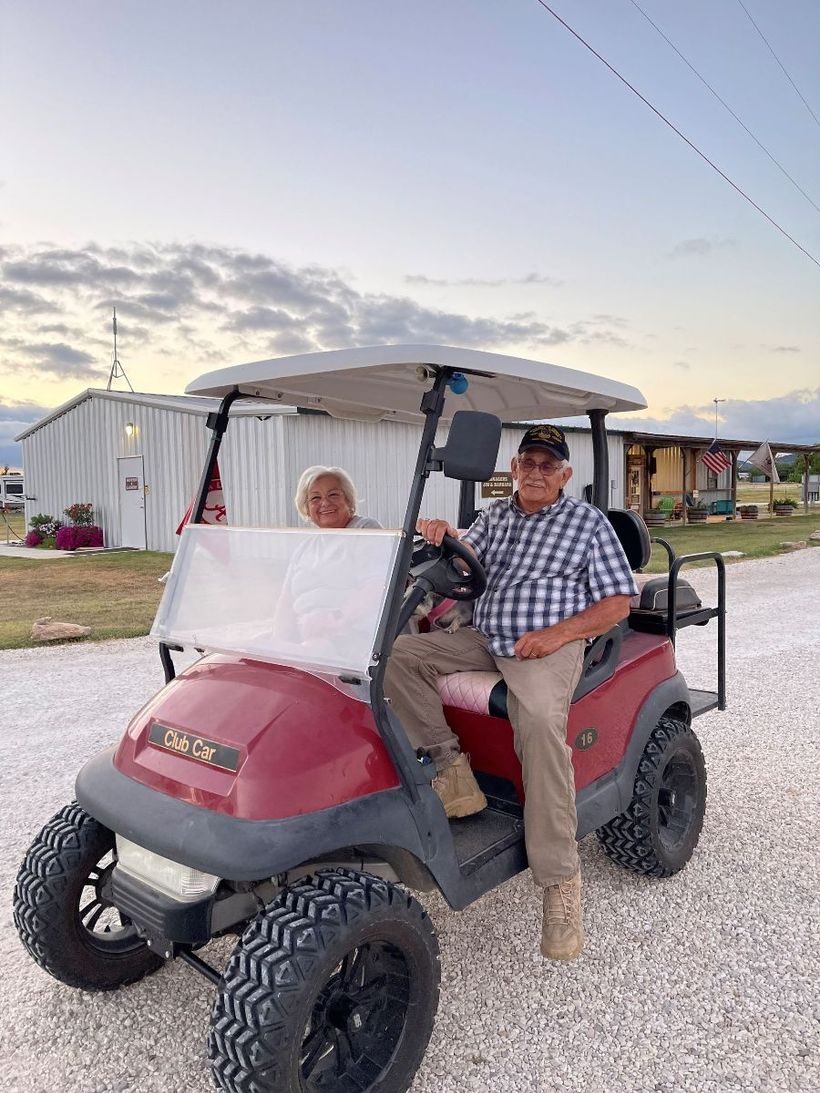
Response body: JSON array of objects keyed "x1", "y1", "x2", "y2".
[
  {"x1": 778, "y1": 541, "x2": 808, "y2": 552},
  {"x1": 31, "y1": 616, "x2": 92, "y2": 642},
  {"x1": 809, "y1": 530, "x2": 820, "y2": 541}
]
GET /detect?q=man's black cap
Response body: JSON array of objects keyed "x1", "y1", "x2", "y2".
[{"x1": 517, "y1": 424, "x2": 569, "y2": 461}]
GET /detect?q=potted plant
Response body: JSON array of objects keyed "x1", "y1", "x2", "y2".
[
  {"x1": 686, "y1": 499, "x2": 708, "y2": 523},
  {"x1": 643, "y1": 508, "x2": 667, "y2": 527},
  {"x1": 739, "y1": 504, "x2": 759, "y2": 521},
  {"x1": 773, "y1": 496, "x2": 797, "y2": 516}
]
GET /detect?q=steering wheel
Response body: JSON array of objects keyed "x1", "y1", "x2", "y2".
[{"x1": 409, "y1": 533, "x2": 487, "y2": 602}]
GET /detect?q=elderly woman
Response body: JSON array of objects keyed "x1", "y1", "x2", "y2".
[
  {"x1": 294, "y1": 465, "x2": 382, "y2": 529},
  {"x1": 273, "y1": 466, "x2": 384, "y2": 657}
]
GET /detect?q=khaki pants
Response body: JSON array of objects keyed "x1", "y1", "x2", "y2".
[{"x1": 384, "y1": 627, "x2": 585, "y2": 887}]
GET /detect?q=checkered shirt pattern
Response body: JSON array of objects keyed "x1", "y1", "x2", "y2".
[{"x1": 461, "y1": 493, "x2": 638, "y2": 657}]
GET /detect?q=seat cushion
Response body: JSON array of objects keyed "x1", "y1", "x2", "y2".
[{"x1": 437, "y1": 670, "x2": 507, "y2": 718}]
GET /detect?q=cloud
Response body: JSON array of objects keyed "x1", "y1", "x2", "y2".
[
  {"x1": 670, "y1": 237, "x2": 736, "y2": 258},
  {"x1": 603, "y1": 388, "x2": 820, "y2": 446},
  {"x1": 406, "y1": 272, "x2": 562, "y2": 288},
  {"x1": 0, "y1": 398, "x2": 52, "y2": 469},
  {"x1": 0, "y1": 284, "x2": 58, "y2": 314},
  {"x1": 771, "y1": 345, "x2": 800, "y2": 354},
  {"x1": 0, "y1": 241, "x2": 602, "y2": 387},
  {"x1": 12, "y1": 342, "x2": 106, "y2": 380},
  {"x1": 673, "y1": 360, "x2": 690, "y2": 370}
]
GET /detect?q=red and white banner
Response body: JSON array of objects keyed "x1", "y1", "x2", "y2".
[{"x1": 176, "y1": 460, "x2": 228, "y2": 535}]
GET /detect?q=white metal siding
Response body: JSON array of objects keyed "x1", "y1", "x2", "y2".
[
  {"x1": 21, "y1": 396, "x2": 629, "y2": 552},
  {"x1": 22, "y1": 396, "x2": 212, "y2": 553}
]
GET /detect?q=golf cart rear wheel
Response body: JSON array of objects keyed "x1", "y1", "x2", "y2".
[
  {"x1": 209, "y1": 868, "x2": 440, "y2": 1093},
  {"x1": 596, "y1": 716, "x2": 706, "y2": 877},
  {"x1": 13, "y1": 802, "x2": 162, "y2": 990}
]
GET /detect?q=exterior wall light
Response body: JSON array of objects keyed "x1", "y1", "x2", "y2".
[{"x1": 125, "y1": 422, "x2": 135, "y2": 437}]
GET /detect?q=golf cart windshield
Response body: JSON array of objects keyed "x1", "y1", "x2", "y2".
[{"x1": 152, "y1": 525, "x2": 402, "y2": 677}]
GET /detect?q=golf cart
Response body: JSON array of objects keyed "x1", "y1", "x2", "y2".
[{"x1": 14, "y1": 345, "x2": 725, "y2": 1093}]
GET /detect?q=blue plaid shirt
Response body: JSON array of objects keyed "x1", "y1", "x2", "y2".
[{"x1": 461, "y1": 493, "x2": 638, "y2": 657}]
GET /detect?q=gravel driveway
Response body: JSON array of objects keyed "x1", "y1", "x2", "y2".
[{"x1": 2, "y1": 550, "x2": 818, "y2": 1093}]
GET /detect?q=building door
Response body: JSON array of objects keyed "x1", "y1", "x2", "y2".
[{"x1": 118, "y1": 456, "x2": 146, "y2": 549}]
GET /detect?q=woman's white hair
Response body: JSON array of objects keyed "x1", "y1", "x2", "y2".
[{"x1": 294, "y1": 465, "x2": 359, "y2": 522}]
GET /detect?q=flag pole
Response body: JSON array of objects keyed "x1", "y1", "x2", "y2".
[{"x1": 712, "y1": 397, "x2": 725, "y2": 440}]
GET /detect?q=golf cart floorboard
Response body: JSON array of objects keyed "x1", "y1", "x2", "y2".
[
  {"x1": 690, "y1": 688, "x2": 719, "y2": 718},
  {"x1": 450, "y1": 805, "x2": 524, "y2": 876}
]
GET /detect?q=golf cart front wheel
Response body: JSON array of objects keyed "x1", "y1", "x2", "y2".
[
  {"x1": 13, "y1": 802, "x2": 162, "y2": 990},
  {"x1": 596, "y1": 716, "x2": 707, "y2": 877},
  {"x1": 210, "y1": 868, "x2": 440, "y2": 1093}
]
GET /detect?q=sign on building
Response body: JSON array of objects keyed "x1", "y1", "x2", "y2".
[{"x1": 481, "y1": 472, "x2": 513, "y2": 499}]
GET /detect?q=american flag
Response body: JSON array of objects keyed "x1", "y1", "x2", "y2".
[{"x1": 701, "y1": 439, "x2": 731, "y2": 476}]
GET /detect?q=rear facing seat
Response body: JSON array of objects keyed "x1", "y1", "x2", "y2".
[{"x1": 437, "y1": 508, "x2": 699, "y2": 719}]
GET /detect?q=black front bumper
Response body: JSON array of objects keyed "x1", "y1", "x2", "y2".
[
  {"x1": 112, "y1": 868, "x2": 212, "y2": 948},
  {"x1": 76, "y1": 748, "x2": 426, "y2": 882}
]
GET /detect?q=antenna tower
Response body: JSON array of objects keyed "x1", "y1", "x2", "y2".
[{"x1": 106, "y1": 307, "x2": 134, "y2": 392}]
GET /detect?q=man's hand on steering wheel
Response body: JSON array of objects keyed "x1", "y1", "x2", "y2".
[{"x1": 416, "y1": 518, "x2": 461, "y2": 548}]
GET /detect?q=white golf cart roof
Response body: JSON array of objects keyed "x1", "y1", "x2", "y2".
[{"x1": 186, "y1": 344, "x2": 647, "y2": 424}]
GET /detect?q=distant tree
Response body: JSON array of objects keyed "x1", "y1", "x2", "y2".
[{"x1": 787, "y1": 450, "x2": 820, "y2": 481}]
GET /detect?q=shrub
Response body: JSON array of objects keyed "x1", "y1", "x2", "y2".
[
  {"x1": 773, "y1": 496, "x2": 798, "y2": 508},
  {"x1": 24, "y1": 530, "x2": 43, "y2": 547},
  {"x1": 55, "y1": 525, "x2": 104, "y2": 551},
  {"x1": 29, "y1": 513, "x2": 65, "y2": 537},
  {"x1": 64, "y1": 502, "x2": 95, "y2": 526}
]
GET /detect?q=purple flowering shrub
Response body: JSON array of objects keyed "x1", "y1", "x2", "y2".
[
  {"x1": 55, "y1": 525, "x2": 104, "y2": 551},
  {"x1": 25, "y1": 530, "x2": 43, "y2": 547}
]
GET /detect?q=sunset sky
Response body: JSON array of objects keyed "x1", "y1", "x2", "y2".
[{"x1": 2, "y1": 1, "x2": 818, "y2": 467}]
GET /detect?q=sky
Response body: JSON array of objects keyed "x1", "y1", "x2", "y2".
[{"x1": 1, "y1": 0, "x2": 819, "y2": 469}]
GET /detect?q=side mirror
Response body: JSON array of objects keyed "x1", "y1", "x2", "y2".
[{"x1": 437, "y1": 410, "x2": 502, "y2": 481}]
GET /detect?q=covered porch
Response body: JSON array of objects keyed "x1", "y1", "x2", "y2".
[{"x1": 618, "y1": 431, "x2": 819, "y2": 525}]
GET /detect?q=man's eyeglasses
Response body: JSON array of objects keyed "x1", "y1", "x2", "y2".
[{"x1": 518, "y1": 457, "x2": 563, "y2": 476}]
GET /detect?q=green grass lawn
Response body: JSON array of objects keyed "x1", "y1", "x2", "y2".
[
  {"x1": 0, "y1": 550, "x2": 172, "y2": 649},
  {"x1": 734, "y1": 482, "x2": 805, "y2": 504},
  {"x1": 645, "y1": 512, "x2": 819, "y2": 572},
  {"x1": 1, "y1": 510, "x2": 26, "y2": 541}
]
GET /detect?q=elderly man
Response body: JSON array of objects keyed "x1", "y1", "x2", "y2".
[{"x1": 384, "y1": 424, "x2": 637, "y2": 960}]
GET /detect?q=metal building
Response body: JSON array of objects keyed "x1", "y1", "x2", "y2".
[{"x1": 17, "y1": 389, "x2": 627, "y2": 552}]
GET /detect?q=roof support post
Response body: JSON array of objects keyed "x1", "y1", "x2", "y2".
[
  {"x1": 588, "y1": 409, "x2": 609, "y2": 512},
  {"x1": 730, "y1": 450, "x2": 738, "y2": 515}
]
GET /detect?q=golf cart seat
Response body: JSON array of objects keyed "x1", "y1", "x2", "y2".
[
  {"x1": 437, "y1": 621, "x2": 627, "y2": 719},
  {"x1": 604, "y1": 506, "x2": 705, "y2": 630}
]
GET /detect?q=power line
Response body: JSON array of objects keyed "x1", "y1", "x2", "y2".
[
  {"x1": 735, "y1": 0, "x2": 820, "y2": 130},
  {"x1": 530, "y1": 0, "x2": 820, "y2": 270},
  {"x1": 627, "y1": 0, "x2": 820, "y2": 216}
]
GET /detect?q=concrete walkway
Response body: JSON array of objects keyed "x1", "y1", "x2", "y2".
[{"x1": 0, "y1": 543, "x2": 75, "y2": 559}]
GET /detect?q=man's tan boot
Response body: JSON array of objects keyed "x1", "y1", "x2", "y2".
[
  {"x1": 432, "y1": 753, "x2": 487, "y2": 819},
  {"x1": 541, "y1": 869, "x2": 584, "y2": 960}
]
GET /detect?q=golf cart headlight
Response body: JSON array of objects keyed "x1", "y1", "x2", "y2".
[{"x1": 116, "y1": 836, "x2": 220, "y2": 902}]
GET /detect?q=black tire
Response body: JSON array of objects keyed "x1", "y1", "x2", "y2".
[
  {"x1": 596, "y1": 716, "x2": 707, "y2": 877},
  {"x1": 209, "y1": 868, "x2": 440, "y2": 1093},
  {"x1": 13, "y1": 802, "x2": 163, "y2": 990}
]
